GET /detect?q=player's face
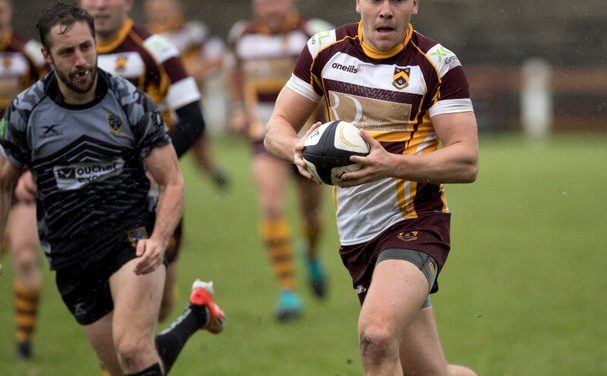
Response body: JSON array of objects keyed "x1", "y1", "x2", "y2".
[
  {"x1": 145, "y1": 0, "x2": 182, "y2": 26},
  {"x1": 253, "y1": 0, "x2": 294, "y2": 32},
  {"x1": 0, "y1": 0, "x2": 12, "y2": 35},
  {"x1": 356, "y1": 0, "x2": 418, "y2": 52},
  {"x1": 43, "y1": 21, "x2": 98, "y2": 97},
  {"x1": 80, "y1": 0, "x2": 134, "y2": 40}
]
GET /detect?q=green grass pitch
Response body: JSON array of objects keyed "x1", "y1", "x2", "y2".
[{"x1": 1, "y1": 134, "x2": 606, "y2": 375}]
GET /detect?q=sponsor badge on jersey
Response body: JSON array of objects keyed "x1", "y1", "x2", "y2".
[
  {"x1": 392, "y1": 66, "x2": 411, "y2": 90},
  {"x1": 108, "y1": 112, "x2": 123, "y2": 135},
  {"x1": 115, "y1": 56, "x2": 128, "y2": 73}
]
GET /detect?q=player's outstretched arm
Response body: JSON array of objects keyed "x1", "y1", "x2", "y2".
[
  {"x1": 0, "y1": 155, "x2": 22, "y2": 274},
  {"x1": 135, "y1": 144, "x2": 184, "y2": 275}
]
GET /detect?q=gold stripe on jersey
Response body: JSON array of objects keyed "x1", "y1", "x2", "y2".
[
  {"x1": 97, "y1": 19, "x2": 134, "y2": 54},
  {"x1": 397, "y1": 179, "x2": 418, "y2": 219}
]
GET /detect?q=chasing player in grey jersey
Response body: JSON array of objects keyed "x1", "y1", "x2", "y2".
[{"x1": 0, "y1": 3, "x2": 224, "y2": 375}]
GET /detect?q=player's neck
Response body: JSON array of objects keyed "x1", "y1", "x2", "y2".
[{"x1": 96, "y1": 19, "x2": 132, "y2": 49}]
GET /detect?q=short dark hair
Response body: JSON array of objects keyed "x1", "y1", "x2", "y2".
[{"x1": 36, "y1": 1, "x2": 95, "y2": 50}]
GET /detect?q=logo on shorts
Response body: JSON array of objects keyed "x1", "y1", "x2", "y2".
[
  {"x1": 428, "y1": 261, "x2": 436, "y2": 274},
  {"x1": 73, "y1": 302, "x2": 87, "y2": 320},
  {"x1": 397, "y1": 231, "x2": 418, "y2": 242},
  {"x1": 355, "y1": 285, "x2": 367, "y2": 295}
]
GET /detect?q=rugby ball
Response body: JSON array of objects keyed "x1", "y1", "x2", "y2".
[{"x1": 302, "y1": 120, "x2": 370, "y2": 185}]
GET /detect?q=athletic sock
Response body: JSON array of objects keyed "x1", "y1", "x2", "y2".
[
  {"x1": 155, "y1": 305, "x2": 209, "y2": 373},
  {"x1": 302, "y1": 220, "x2": 322, "y2": 259},
  {"x1": 261, "y1": 218, "x2": 295, "y2": 290},
  {"x1": 14, "y1": 281, "x2": 41, "y2": 347},
  {"x1": 126, "y1": 362, "x2": 163, "y2": 376}
]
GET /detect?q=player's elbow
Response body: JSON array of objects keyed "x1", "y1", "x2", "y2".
[{"x1": 461, "y1": 157, "x2": 479, "y2": 183}]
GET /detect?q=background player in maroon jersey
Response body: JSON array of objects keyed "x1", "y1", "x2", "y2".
[
  {"x1": 265, "y1": 0, "x2": 480, "y2": 374},
  {"x1": 144, "y1": 0, "x2": 230, "y2": 190},
  {"x1": 228, "y1": 0, "x2": 332, "y2": 321},
  {"x1": 0, "y1": 0, "x2": 47, "y2": 360},
  {"x1": 79, "y1": 0, "x2": 222, "y2": 325}
]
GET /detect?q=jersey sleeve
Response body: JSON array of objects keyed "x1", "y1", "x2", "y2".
[
  {"x1": 115, "y1": 78, "x2": 171, "y2": 159},
  {"x1": 287, "y1": 29, "x2": 337, "y2": 102},
  {"x1": 0, "y1": 103, "x2": 29, "y2": 169},
  {"x1": 143, "y1": 34, "x2": 201, "y2": 110},
  {"x1": 426, "y1": 44, "x2": 474, "y2": 117}
]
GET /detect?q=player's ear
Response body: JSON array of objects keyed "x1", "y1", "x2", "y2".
[
  {"x1": 125, "y1": 0, "x2": 135, "y2": 12},
  {"x1": 412, "y1": 0, "x2": 419, "y2": 15},
  {"x1": 41, "y1": 47, "x2": 53, "y2": 66},
  {"x1": 355, "y1": 0, "x2": 361, "y2": 14}
]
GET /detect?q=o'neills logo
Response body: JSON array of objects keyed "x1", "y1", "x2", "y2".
[{"x1": 331, "y1": 62, "x2": 358, "y2": 74}]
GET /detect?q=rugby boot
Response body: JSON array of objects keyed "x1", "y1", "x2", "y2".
[
  {"x1": 275, "y1": 289, "x2": 303, "y2": 322},
  {"x1": 189, "y1": 279, "x2": 225, "y2": 334}
]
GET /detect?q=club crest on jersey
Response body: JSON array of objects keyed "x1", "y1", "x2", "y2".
[
  {"x1": 2, "y1": 55, "x2": 12, "y2": 69},
  {"x1": 115, "y1": 56, "x2": 128, "y2": 73},
  {"x1": 392, "y1": 66, "x2": 411, "y2": 90},
  {"x1": 108, "y1": 112, "x2": 123, "y2": 135}
]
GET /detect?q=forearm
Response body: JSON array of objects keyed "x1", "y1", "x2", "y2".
[
  {"x1": 264, "y1": 113, "x2": 300, "y2": 162},
  {"x1": 391, "y1": 141, "x2": 478, "y2": 184},
  {"x1": 150, "y1": 180, "x2": 184, "y2": 247}
]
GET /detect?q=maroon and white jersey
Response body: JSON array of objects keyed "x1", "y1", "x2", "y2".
[
  {"x1": 229, "y1": 16, "x2": 332, "y2": 140},
  {"x1": 287, "y1": 23, "x2": 474, "y2": 246},
  {"x1": 0, "y1": 31, "x2": 47, "y2": 117},
  {"x1": 96, "y1": 19, "x2": 200, "y2": 131},
  {"x1": 150, "y1": 20, "x2": 224, "y2": 64}
]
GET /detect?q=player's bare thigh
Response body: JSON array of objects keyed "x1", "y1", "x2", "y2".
[
  {"x1": 109, "y1": 258, "x2": 166, "y2": 369},
  {"x1": 251, "y1": 153, "x2": 291, "y2": 217},
  {"x1": 359, "y1": 258, "x2": 430, "y2": 340},
  {"x1": 358, "y1": 259, "x2": 430, "y2": 373}
]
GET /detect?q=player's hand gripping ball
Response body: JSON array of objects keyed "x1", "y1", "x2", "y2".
[{"x1": 303, "y1": 121, "x2": 370, "y2": 185}]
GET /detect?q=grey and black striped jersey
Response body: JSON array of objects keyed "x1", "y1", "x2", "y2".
[{"x1": 0, "y1": 69, "x2": 171, "y2": 269}]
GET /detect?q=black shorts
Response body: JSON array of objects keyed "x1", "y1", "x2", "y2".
[{"x1": 55, "y1": 225, "x2": 164, "y2": 325}]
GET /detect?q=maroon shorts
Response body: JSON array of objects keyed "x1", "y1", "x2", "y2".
[{"x1": 339, "y1": 213, "x2": 451, "y2": 300}]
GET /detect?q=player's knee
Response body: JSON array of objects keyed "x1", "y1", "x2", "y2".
[
  {"x1": 114, "y1": 335, "x2": 153, "y2": 370},
  {"x1": 14, "y1": 248, "x2": 39, "y2": 273},
  {"x1": 358, "y1": 324, "x2": 399, "y2": 362}
]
